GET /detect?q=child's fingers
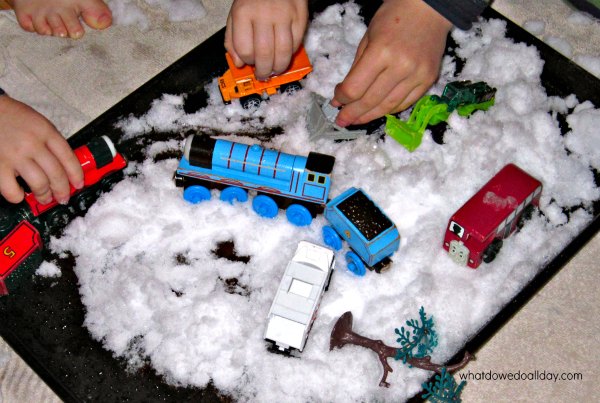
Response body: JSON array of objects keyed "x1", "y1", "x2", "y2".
[
  {"x1": 395, "y1": 84, "x2": 430, "y2": 114},
  {"x1": 332, "y1": 49, "x2": 384, "y2": 107},
  {"x1": 351, "y1": 81, "x2": 425, "y2": 126},
  {"x1": 47, "y1": 136, "x2": 84, "y2": 190},
  {"x1": 0, "y1": 166, "x2": 25, "y2": 204},
  {"x1": 273, "y1": 24, "x2": 293, "y2": 74},
  {"x1": 230, "y1": 12, "x2": 255, "y2": 66},
  {"x1": 332, "y1": 49, "x2": 388, "y2": 123},
  {"x1": 224, "y1": 15, "x2": 239, "y2": 66},
  {"x1": 335, "y1": 66, "x2": 403, "y2": 126},
  {"x1": 17, "y1": 159, "x2": 52, "y2": 205},
  {"x1": 34, "y1": 147, "x2": 72, "y2": 204},
  {"x1": 290, "y1": 7, "x2": 308, "y2": 51},
  {"x1": 253, "y1": 21, "x2": 275, "y2": 80},
  {"x1": 46, "y1": 13, "x2": 68, "y2": 38},
  {"x1": 331, "y1": 36, "x2": 369, "y2": 107}
]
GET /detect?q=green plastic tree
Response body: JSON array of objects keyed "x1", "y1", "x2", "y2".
[
  {"x1": 395, "y1": 306, "x2": 438, "y2": 363},
  {"x1": 329, "y1": 307, "x2": 473, "y2": 387},
  {"x1": 422, "y1": 367, "x2": 467, "y2": 402}
]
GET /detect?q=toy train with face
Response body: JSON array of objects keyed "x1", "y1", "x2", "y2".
[
  {"x1": 0, "y1": 135, "x2": 127, "y2": 295},
  {"x1": 174, "y1": 135, "x2": 335, "y2": 226},
  {"x1": 443, "y1": 163, "x2": 542, "y2": 269}
]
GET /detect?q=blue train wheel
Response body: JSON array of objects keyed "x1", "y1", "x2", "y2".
[
  {"x1": 183, "y1": 185, "x2": 211, "y2": 204},
  {"x1": 322, "y1": 226, "x2": 342, "y2": 250},
  {"x1": 220, "y1": 187, "x2": 248, "y2": 204},
  {"x1": 286, "y1": 204, "x2": 312, "y2": 227},
  {"x1": 252, "y1": 195, "x2": 278, "y2": 218},
  {"x1": 345, "y1": 251, "x2": 366, "y2": 277}
]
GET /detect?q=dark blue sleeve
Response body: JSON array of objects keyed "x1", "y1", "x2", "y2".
[{"x1": 423, "y1": 0, "x2": 491, "y2": 30}]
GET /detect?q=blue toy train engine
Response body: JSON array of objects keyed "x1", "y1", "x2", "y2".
[{"x1": 174, "y1": 135, "x2": 336, "y2": 226}]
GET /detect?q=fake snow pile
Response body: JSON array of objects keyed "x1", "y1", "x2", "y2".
[
  {"x1": 524, "y1": 10, "x2": 600, "y2": 78},
  {"x1": 50, "y1": 3, "x2": 600, "y2": 402},
  {"x1": 107, "y1": 0, "x2": 207, "y2": 29}
]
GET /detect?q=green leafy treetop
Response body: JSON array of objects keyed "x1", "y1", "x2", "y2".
[
  {"x1": 422, "y1": 367, "x2": 467, "y2": 403},
  {"x1": 395, "y1": 306, "x2": 438, "y2": 363}
]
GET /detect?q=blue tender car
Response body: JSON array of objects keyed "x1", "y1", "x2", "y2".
[{"x1": 322, "y1": 187, "x2": 400, "y2": 276}]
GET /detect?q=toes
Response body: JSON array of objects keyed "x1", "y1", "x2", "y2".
[
  {"x1": 80, "y1": 1, "x2": 112, "y2": 30},
  {"x1": 15, "y1": 14, "x2": 35, "y2": 33},
  {"x1": 47, "y1": 13, "x2": 68, "y2": 38},
  {"x1": 59, "y1": 9, "x2": 85, "y2": 39},
  {"x1": 31, "y1": 14, "x2": 52, "y2": 36}
]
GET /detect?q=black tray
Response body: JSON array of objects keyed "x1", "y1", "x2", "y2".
[{"x1": 1, "y1": 2, "x2": 599, "y2": 402}]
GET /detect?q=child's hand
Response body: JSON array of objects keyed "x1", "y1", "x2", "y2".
[
  {"x1": 0, "y1": 95, "x2": 84, "y2": 205},
  {"x1": 331, "y1": 0, "x2": 452, "y2": 127},
  {"x1": 225, "y1": 0, "x2": 309, "y2": 80}
]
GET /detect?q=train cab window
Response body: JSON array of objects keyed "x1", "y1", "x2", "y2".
[
  {"x1": 449, "y1": 221, "x2": 464, "y2": 238},
  {"x1": 317, "y1": 175, "x2": 326, "y2": 185},
  {"x1": 307, "y1": 173, "x2": 315, "y2": 182}
]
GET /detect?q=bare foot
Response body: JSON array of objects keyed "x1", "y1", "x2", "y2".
[{"x1": 8, "y1": 0, "x2": 112, "y2": 39}]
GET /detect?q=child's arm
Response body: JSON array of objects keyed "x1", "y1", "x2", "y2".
[
  {"x1": 224, "y1": 0, "x2": 309, "y2": 81},
  {"x1": 0, "y1": 93, "x2": 84, "y2": 205},
  {"x1": 331, "y1": 0, "x2": 453, "y2": 127}
]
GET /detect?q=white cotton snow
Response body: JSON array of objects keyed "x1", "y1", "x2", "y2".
[
  {"x1": 564, "y1": 101, "x2": 600, "y2": 170},
  {"x1": 35, "y1": 261, "x2": 62, "y2": 278},
  {"x1": 523, "y1": 20, "x2": 546, "y2": 36},
  {"x1": 144, "y1": 0, "x2": 207, "y2": 22},
  {"x1": 107, "y1": 0, "x2": 206, "y2": 30},
  {"x1": 49, "y1": 3, "x2": 600, "y2": 403},
  {"x1": 574, "y1": 53, "x2": 600, "y2": 78},
  {"x1": 544, "y1": 35, "x2": 574, "y2": 58},
  {"x1": 107, "y1": 0, "x2": 150, "y2": 29},
  {"x1": 568, "y1": 10, "x2": 597, "y2": 26}
]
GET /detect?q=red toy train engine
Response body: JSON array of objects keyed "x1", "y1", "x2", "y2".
[
  {"x1": 24, "y1": 135, "x2": 127, "y2": 217},
  {"x1": 0, "y1": 135, "x2": 127, "y2": 295},
  {"x1": 443, "y1": 164, "x2": 543, "y2": 269}
]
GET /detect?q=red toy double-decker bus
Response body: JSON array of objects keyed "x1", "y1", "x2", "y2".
[{"x1": 443, "y1": 164, "x2": 543, "y2": 269}]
